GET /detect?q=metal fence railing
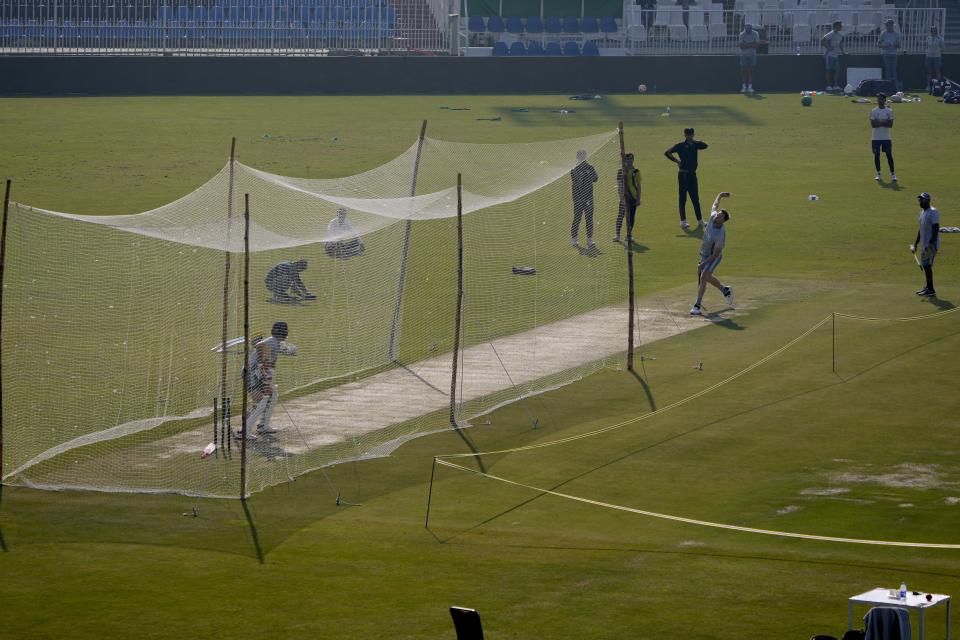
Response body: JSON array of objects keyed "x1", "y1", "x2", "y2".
[
  {"x1": 0, "y1": 0, "x2": 451, "y2": 54},
  {"x1": 460, "y1": 3, "x2": 945, "y2": 55}
]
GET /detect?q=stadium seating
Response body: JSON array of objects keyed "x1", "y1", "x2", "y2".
[
  {"x1": 544, "y1": 40, "x2": 562, "y2": 54},
  {"x1": 562, "y1": 40, "x2": 579, "y2": 54},
  {"x1": 581, "y1": 15, "x2": 599, "y2": 33},
  {"x1": 525, "y1": 15, "x2": 543, "y2": 33},
  {"x1": 505, "y1": 15, "x2": 523, "y2": 33},
  {"x1": 509, "y1": 40, "x2": 525, "y2": 54},
  {"x1": 492, "y1": 40, "x2": 508, "y2": 55},
  {"x1": 544, "y1": 15, "x2": 562, "y2": 34},
  {"x1": 486, "y1": 14, "x2": 505, "y2": 33},
  {"x1": 581, "y1": 40, "x2": 599, "y2": 55},
  {"x1": 562, "y1": 16, "x2": 581, "y2": 33},
  {"x1": 526, "y1": 39, "x2": 544, "y2": 54}
]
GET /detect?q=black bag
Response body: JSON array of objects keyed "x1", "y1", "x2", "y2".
[
  {"x1": 930, "y1": 79, "x2": 946, "y2": 97},
  {"x1": 855, "y1": 79, "x2": 897, "y2": 97},
  {"x1": 841, "y1": 629, "x2": 866, "y2": 640}
]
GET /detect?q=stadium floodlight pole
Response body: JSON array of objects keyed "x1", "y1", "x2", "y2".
[
  {"x1": 450, "y1": 174, "x2": 464, "y2": 426},
  {"x1": 240, "y1": 193, "x2": 250, "y2": 501},
  {"x1": 618, "y1": 122, "x2": 636, "y2": 372},
  {"x1": 220, "y1": 137, "x2": 237, "y2": 409},
  {"x1": 0, "y1": 179, "x2": 10, "y2": 495},
  {"x1": 388, "y1": 120, "x2": 428, "y2": 363}
]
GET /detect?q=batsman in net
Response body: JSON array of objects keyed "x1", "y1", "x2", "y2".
[{"x1": 237, "y1": 321, "x2": 297, "y2": 441}]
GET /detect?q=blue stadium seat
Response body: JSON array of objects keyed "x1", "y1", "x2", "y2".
[
  {"x1": 581, "y1": 15, "x2": 599, "y2": 33},
  {"x1": 562, "y1": 16, "x2": 580, "y2": 33},
  {"x1": 526, "y1": 39, "x2": 543, "y2": 54},
  {"x1": 505, "y1": 16, "x2": 523, "y2": 33},
  {"x1": 175, "y1": 6, "x2": 192, "y2": 23},
  {"x1": 492, "y1": 40, "x2": 508, "y2": 55},
  {"x1": 582, "y1": 40, "x2": 599, "y2": 55},
  {"x1": 61, "y1": 19, "x2": 78, "y2": 43},
  {"x1": 509, "y1": 40, "x2": 525, "y2": 54},
  {"x1": 210, "y1": 6, "x2": 224, "y2": 22},
  {"x1": 562, "y1": 40, "x2": 579, "y2": 54},
  {"x1": 544, "y1": 40, "x2": 561, "y2": 55},
  {"x1": 544, "y1": 15, "x2": 561, "y2": 33},
  {"x1": 486, "y1": 15, "x2": 505, "y2": 33},
  {"x1": 525, "y1": 15, "x2": 543, "y2": 33},
  {"x1": 467, "y1": 15, "x2": 484, "y2": 32},
  {"x1": 600, "y1": 15, "x2": 618, "y2": 33},
  {"x1": 195, "y1": 6, "x2": 208, "y2": 22}
]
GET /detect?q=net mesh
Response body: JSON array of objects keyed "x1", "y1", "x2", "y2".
[{"x1": 2, "y1": 129, "x2": 628, "y2": 497}]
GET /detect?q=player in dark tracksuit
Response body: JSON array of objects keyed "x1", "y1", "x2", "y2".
[
  {"x1": 664, "y1": 127, "x2": 709, "y2": 230},
  {"x1": 570, "y1": 150, "x2": 599, "y2": 248}
]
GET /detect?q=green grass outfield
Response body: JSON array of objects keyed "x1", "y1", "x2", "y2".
[{"x1": 1, "y1": 93, "x2": 959, "y2": 639}]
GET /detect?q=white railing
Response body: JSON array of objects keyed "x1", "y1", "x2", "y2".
[
  {"x1": 0, "y1": 0, "x2": 449, "y2": 54},
  {"x1": 621, "y1": 3, "x2": 945, "y2": 54},
  {"x1": 461, "y1": 4, "x2": 945, "y2": 55}
]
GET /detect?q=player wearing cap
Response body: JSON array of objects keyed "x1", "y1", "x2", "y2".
[
  {"x1": 237, "y1": 321, "x2": 297, "y2": 440},
  {"x1": 911, "y1": 192, "x2": 940, "y2": 297},
  {"x1": 664, "y1": 128, "x2": 709, "y2": 230},
  {"x1": 691, "y1": 192, "x2": 735, "y2": 316},
  {"x1": 870, "y1": 93, "x2": 896, "y2": 183}
]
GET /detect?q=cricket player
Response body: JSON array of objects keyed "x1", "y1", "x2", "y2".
[
  {"x1": 325, "y1": 207, "x2": 365, "y2": 258},
  {"x1": 911, "y1": 192, "x2": 940, "y2": 297},
  {"x1": 691, "y1": 192, "x2": 735, "y2": 316},
  {"x1": 870, "y1": 93, "x2": 896, "y2": 183},
  {"x1": 265, "y1": 259, "x2": 316, "y2": 303},
  {"x1": 237, "y1": 321, "x2": 297, "y2": 440},
  {"x1": 570, "y1": 149, "x2": 599, "y2": 249}
]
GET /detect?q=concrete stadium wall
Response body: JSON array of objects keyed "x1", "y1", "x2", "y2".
[{"x1": 1, "y1": 53, "x2": 957, "y2": 95}]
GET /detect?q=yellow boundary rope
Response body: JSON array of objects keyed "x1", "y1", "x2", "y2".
[{"x1": 432, "y1": 308, "x2": 960, "y2": 548}]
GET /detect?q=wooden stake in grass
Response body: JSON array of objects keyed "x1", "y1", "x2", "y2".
[
  {"x1": 240, "y1": 193, "x2": 250, "y2": 500},
  {"x1": 221, "y1": 138, "x2": 237, "y2": 457},
  {"x1": 450, "y1": 174, "x2": 463, "y2": 427},
  {"x1": 618, "y1": 123, "x2": 635, "y2": 372},
  {"x1": 0, "y1": 179, "x2": 11, "y2": 496},
  {"x1": 389, "y1": 120, "x2": 428, "y2": 363}
]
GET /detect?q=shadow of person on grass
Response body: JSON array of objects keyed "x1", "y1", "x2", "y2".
[
  {"x1": 878, "y1": 179, "x2": 903, "y2": 191},
  {"x1": 704, "y1": 313, "x2": 744, "y2": 330},
  {"x1": 924, "y1": 296, "x2": 954, "y2": 311},
  {"x1": 679, "y1": 225, "x2": 704, "y2": 239},
  {"x1": 576, "y1": 244, "x2": 602, "y2": 257},
  {"x1": 745, "y1": 92, "x2": 766, "y2": 100}
]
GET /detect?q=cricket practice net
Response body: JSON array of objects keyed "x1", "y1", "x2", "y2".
[{"x1": 1, "y1": 129, "x2": 628, "y2": 498}]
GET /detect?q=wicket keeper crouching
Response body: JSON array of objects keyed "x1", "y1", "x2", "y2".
[{"x1": 237, "y1": 321, "x2": 297, "y2": 440}]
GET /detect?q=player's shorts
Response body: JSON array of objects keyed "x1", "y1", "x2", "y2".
[
  {"x1": 824, "y1": 54, "x2": 840, "y2": 71},
  {"x1": 739, "y1": 53, "x2": 757, "y2": 68},
  {"x1": 926, "y1": 56, "x2": 942, "y2": 72},
  {"x1": 699, "y1": 251, "x2": 723, "y2": 273},
  {"x1": 871, "y1": 139, "x2": 893, "y2": 155},
  {"x1": 920, "y1": 246, "x2": 937, "y2": 268},
  {"x1": 573, "y1": 197, "x2": 594, "y2": 213}
]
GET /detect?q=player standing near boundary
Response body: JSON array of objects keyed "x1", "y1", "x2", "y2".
[
  {"x1": 821, "y1": 21, "x2": 846, "y2": 92},
  {"x1": 911, "y1": 192, "x2": 940, "y2": 297},
  {"x1": 614, "y1": 152, "x2": 641, "y2": 243},
  {"x1": 237, "y1": 321, "x2": 297, "y2": 440},
  {"x1": 570, "y1": 149, "x2": 599, "y2": 249},
  {"x1": 870, "y1": 93, "x2": 896, "y2": 182},
  {"x1": 737, "y1": 23, "x2": 759, "y2": 94},
  {"x1": 691, "y1": 192, "x2": 734, "y2": 316},
  {"x1": 664, "y1": 127, "x2": 709, "y2": 230}
]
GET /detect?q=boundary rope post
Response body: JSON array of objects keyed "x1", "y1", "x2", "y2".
[
  {"x1": 0, "y1": 179, "x2": 11, "y2": 497},
  {"x1": 832, "y1": 312, "x2": 836, "y2": 374},
  {"x1": 240, "y1": 193, "x2": 250, "y2": 500},
  {"x1": 618, "y1": 122, "x2": 635, "y2": 372},
  {"x1": 425, "y1": 457, "x2": 438, "y2": 529},
  {"x1": 450, "y1": 174, "x2": 464, "y2": 426},
  {"x1": 389, "y1": 120, "x2": 428, "y2": 362}
]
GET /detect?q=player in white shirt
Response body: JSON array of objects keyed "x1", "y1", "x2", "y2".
[
  {"x1": 870, "y1": 93, "x2": 896, "y2": 182},
  {"x1": 691, "y1": 192, "x2": 734, "y2": 316},
  {"x1": 325, "y1": 207, "x2": 365, "y2": 258},
  {"x1": 236, "y1": 321, "x2": 297, "y2": 440},
  {"x1": 910, "y1": 192, "x2": 941, "y2": 297}
]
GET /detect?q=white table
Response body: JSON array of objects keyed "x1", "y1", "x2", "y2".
[{"x1": 848, "y1": 587, "x2": 951, "y2": 640}]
